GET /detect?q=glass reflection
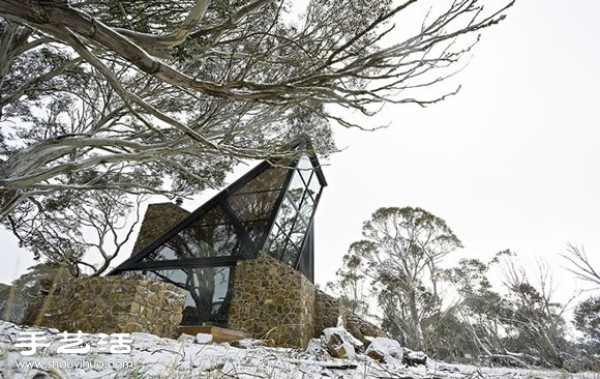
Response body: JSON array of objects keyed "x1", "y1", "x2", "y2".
[
  {"x1": 288, "y1": 216, "x2": 308, "y2": 249},
  {"x1": 307, "y1": 172, "x2": 322, "y2": 201},
  {"x1": 144, "y1": 266, "x2": 234, "y2": 326},
  {"x1": 142, "y1": 217, "x2": 241, "y2": 262},
  {"x1": 281, "y1": 240, "x2": 299, "y2": 266},
  {"x1": 298, "y1": 192, "x2": 314, "y2": 221},
  {"x1": 235, "y1": 167, "x2": 289, "y2": 194},
  {"x1": 228, "y1": 190, "x2": 279, "y2": 221},
  {"x1": 266, "y1": 224, "x2": 288, "y2": 259},
  {"x1": 274, "y1": 196, "x2": 297, "y2": 236},
  {"x1": 287, "y1": 170, "x2": 306, "y2": 210},
  {"x1": 265, "y1": 155, "x2": 319, "y2": 267}
]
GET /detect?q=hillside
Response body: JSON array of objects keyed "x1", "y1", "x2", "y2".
[{"x1": 0, "y1": 320, "x2": 598, "y2": 379}]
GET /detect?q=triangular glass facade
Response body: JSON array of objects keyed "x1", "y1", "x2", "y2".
[{"x1": 111, "y1": 143, "x2": 326, "y2": 327}]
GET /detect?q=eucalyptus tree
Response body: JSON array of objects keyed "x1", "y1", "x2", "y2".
[
  {"x1": 0, "y1": 0, "x2": 513, "y2": 266},
  {"x1": 457, "y1": 255, "x2": 572, "y2": 368},
  {"x1": 349, "y1": 206, "x2": 462, "y2": 351}
]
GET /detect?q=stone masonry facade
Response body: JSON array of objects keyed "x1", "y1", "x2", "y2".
[
  {"x1": 228, "y1": 253, "x2": 315, "y2": 348},
  {"x1": 131, "y1": 202, "x2": 190, "y2": 255},
  {"x1": 33, "y1": 274, "x2": 187, "y2": 338},
  {"x1": 24, "y1": 258, "x2": 383, "y2": 347},
  {"x1": 314, "y1": 289, "x2": 342, "y2": 338}
]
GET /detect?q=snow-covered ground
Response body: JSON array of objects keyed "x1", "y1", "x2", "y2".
[{"x1": 1, "y1": 320, "x2": 598, "y2": 379}]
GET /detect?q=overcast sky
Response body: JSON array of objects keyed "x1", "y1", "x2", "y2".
[
  {"x1": 312, "y1": 0, "x2": 600, "y2": 296},
  {"x1": 1, "y1": 0, "x2": 599, "y2": 299}
]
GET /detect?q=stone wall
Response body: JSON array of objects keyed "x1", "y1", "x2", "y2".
[
  {"x1": 131, "y1": 202, "x2": 190, "y2": 255},
  {"x1": 1, "y1": 264, "x2": 71, "y2": 326},
  {"x1": 33, "y1": 274, "x2": 186, "y2": 338},
  {"x1": 228, "y1": 254, "x2": 315, "y2": 348},
  {"x1": 314, "y1": 289, "x2": 343, "y2": 337}
]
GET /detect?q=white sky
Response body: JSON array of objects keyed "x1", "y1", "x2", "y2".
[
  {"x1": 314, "y1": 0, "x2": 600, "y2": 297},
  {"x1": 1, "y1": 0, "x2": 599, "y2": 300}
]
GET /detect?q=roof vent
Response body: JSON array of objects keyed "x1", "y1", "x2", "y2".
[{"x1": 175, "y1": 197, "x2": 183, "y2": 206}]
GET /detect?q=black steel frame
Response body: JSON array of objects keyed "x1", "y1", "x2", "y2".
[{"x1": 109, "y1": 139, "x2": 326, "y2": 281}]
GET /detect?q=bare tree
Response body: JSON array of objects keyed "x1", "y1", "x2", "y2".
[
  {"x1": 462, "y1": 256, "x2": 573, "y2": 368},
  {"x1": 6, "y1": 191, "x2": 144, "y2": 276},
  {"x1": 562, "y1": 243, "x2": 600, "y2": 289}
]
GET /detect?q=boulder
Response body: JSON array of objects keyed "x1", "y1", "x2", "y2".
[
  {"x1": 365, "y1": 338, "x2": 404, "y2": 365},
  {"x1": 402, "y1": 348, "x2": 428, "y2": 366},
  {"x1": 344, "y1": 313, "x2": 387, "y2": 346},
  {"x1": 322, "y1": 327, "x2": 362, "y2": 359}
]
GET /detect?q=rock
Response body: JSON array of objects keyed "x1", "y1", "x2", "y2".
[
  {"x1": 195, "y1": 333, "x2": 212, "y2": 344},
  {"x1": 366, "y1": 348, "x2": 385, "y2": 362},
  {"x1": 344, "y1": 313, "x2": 387, "y2": 347},
  {"x1": 327, "y1": 334, "x2": 350, "y2": 358},
  {"x1": 365, "y1": 338, "x2": 404, "y2": 364},
  {"x1": 322, "y1": 327, "x2": 362, "y2": 359},
  {"x1": 403, "y1": 348, "x2": 427, "y2": 366},
  {"x1": 177, "y1": 333, "x2": 195, "y2": 343}
]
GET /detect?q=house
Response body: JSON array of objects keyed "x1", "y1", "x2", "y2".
[
  {"x1": 33, "y1": 140, "x2": 382, "y2": 348},
  {"x1": 109, "y1": 139, "x2": 332, "y2": 346}
]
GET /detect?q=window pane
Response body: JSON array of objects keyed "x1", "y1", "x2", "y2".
[
  {"x1": 298, "y1": 192, "x2": 315, "y2": 221},
  {"x1": 228, "y1": 190, "x2": 280, "y2": 221},
  {"x1": 234, "y1": 166, "x2": 289, "y2": 194},
  {"x1": 307, "y1": 172, "x2": 322, "y2": 201},
  {"x1": 266, "y1": 224, "x2": 288, "y2": 259},
  {"x1": 274, "y1": 196, "x2": 298, "y2": 237},
  {"x1": 242, "y1": 221, "x2": 269, "y2": 245},
  {"x1": 142, "y1": 222, "x2": 241, "y2": 262},
  {"x1": 288, "y1": 216, "x2": 308, "y2": 250},
  {"x1": 287, "y1": 170, "x2": 306, "y2": 210},
  {"x1": 297, "y1": 155, "x2": 313, "y2": 185},
  {"x1": 281, "y1": 242, "x2": 300, "y2": 267},
  {"x1": 196, "y1": 205, "x2": 229, "y2": 226},
  {"x1": 142, "y1": 266, "x2": 235, "y2": 327}
]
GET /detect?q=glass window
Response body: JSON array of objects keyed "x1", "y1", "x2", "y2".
[
  {"x1": 228, "y1": 190, "x2": 280, "y2": 222},
  {"x1": 241, "y1": 220, "x2": 270, "y2": 250},
  {"x1": 281, "y1": 241, "x2": 300, "y2": 267},
  {"x1": 288, "y1": 216, "x2": 308, "y2": 250},
  {"x1": 287, "y1": 170, "x2": 306, "y2": 210},
  {"x1": 274, "y1": 196, "x2": 297, "y2": 237},
  {"x1": 266, "y1": 224, "x2": 288, "y2": 259},
  {"x1": 306, "y1": 172, "x2": 322, "y2": 202},
  {"x1": 141, "y1": 221, "x2": 241, "y2": 262},
  {"x1": 297, "y1": 156, "x2": 313, "y2": 186},
  {"x1": 234, "y1": 166, "x2": 289, "y2": 194},
  {"x1": 195, "y1": 205, "x2": 229, "y2": 226},
  {"x1": 142, "y1": 266, "x2": 235, "y2": 326},
  {"x1": 298, "y1": 191, "x2": 315, "y2": 221}
]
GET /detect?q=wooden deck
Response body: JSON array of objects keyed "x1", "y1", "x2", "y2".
[{"x1": 178, "y1": 325, "x2": 247, "y2": 343}]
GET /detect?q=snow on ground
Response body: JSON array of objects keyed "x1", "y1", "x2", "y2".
[{"x1": 0, "y1": 320, "x2": 598, "y2": 379}]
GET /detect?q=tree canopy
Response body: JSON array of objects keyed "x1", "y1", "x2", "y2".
[{"x1": 0, "y1": 0, "x2": 513, "y2": 267}]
